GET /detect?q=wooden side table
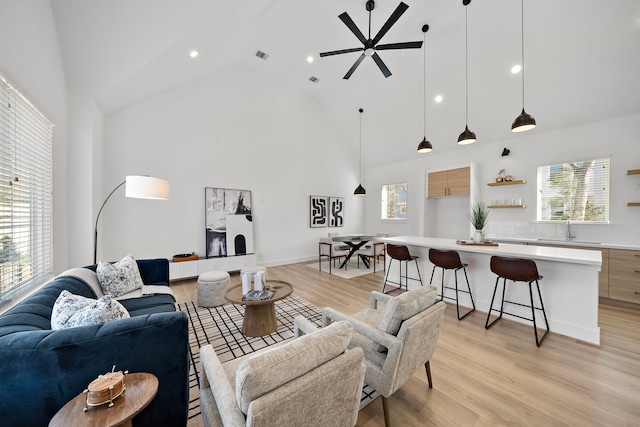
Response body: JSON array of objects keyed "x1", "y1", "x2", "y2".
[
  {"x1": 225, "y1": 280, "x2": 293, "y2": 337},
  {"x1": 49, "y1": 372, "x2": 158, "y2": 427}
]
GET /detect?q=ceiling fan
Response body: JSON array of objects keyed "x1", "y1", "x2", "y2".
[{"x1": 319, "y1": 0, "x2": 422, "y2": 79}]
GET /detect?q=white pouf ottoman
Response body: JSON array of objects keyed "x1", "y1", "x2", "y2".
[{"x1": 197, "y1": 271, "x2": 231, "y2": 307}]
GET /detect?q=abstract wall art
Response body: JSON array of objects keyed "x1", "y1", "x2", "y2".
[
  {"x1": 205, "y1": 188, "x2": 253, "y2": 258},
  {"x1": 329, "y1": 197, "x2": 344, "y2": 227},
  {"x1": 309, "y1": 196, "x2": 328, "y2": 228}
]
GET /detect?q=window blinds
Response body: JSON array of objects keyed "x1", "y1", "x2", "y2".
[
  {"x1": 0, "y1": 75, "x2": 53, "y2": 305},
  {"x1": 536, "y1": 157, "x2": 610, "y2": 223}
]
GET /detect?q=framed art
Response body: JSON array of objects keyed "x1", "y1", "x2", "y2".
[
  {"x1": 329, "y1": 197, "x2": 344, "y2": 227},
  {"x1": 310, "y1": 196, "x2": 328, "y2": 228},
  {"x1": 205, "y1": 187, "x2": 253, "y2": 258}
]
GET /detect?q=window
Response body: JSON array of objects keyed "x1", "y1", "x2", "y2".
[
  {"x1": 537, "y1": 157, "x2": 610, "y2": 223},
  {"x1": 0, "y1": 74, "x2": 53, "y2": 306},
  {"x1": 381, "y1": 183, "x2": 407, "y2": 220}
]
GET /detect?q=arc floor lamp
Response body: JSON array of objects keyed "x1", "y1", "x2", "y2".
[{"x1": 93, "y1": 175, "x2": 169, "y2": 263}]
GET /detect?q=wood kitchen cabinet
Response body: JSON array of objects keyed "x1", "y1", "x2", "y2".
[
  {"x1": 427, "y1": 166, "x2": 470, "y2": 197},
  {"x1": 535, "y1": 243, "x2": 609, "y2": 297},
  {"x1": 608, "y1": 249, "x2": 640, "y2": 304}
]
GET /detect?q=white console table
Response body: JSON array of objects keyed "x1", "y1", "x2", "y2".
[{"x1": 169, "y1": 254, "x2": 257, "y2": 281}]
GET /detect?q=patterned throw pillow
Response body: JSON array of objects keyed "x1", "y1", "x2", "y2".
[
  {"x1": 51, "y1": 290, "x2": 130, "y2": 330},
  {"x1": 97, "y1": 254, "x2": 144, "y2": 297}
]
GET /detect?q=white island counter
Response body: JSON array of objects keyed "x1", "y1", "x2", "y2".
[{"x1": 381, "y1": 236, "x2": 602, "y2": 345}]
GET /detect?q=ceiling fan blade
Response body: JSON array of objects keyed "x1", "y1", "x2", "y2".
[
  {"x1": 319, "y1": 47, "x2": 364, "y2": 57},
  {"x1": 372, "y1": 2, "x2": 409, "y2": 45},
  {"x1": 343, "y1": 53, "x2": 366, "y2": 79},
  {"x1": 375, "y1": 41, "x2": 423, "y2": 51},
  {"x1": 339, "y1": 12, "x2": 368, "y2": 45},
  {"x1": 372, "y1": 52, "x2": 392, "y2": 78}
]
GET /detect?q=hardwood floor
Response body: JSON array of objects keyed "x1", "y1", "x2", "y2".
[{"x1": 173, "y1": 261, "x2": 640, "y2": 426}]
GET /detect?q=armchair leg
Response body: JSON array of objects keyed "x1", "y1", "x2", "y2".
[
  {"x1": 381, "y1": 396, "x2": 391, "y2": 427},
  {"x1": 425, "y1": 360, "x2": 433, "y2": 388}
]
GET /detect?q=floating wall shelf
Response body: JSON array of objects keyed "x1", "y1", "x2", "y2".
[
  {"x1": 627, "y1": 169, "x2": 640, "y2": 175},
  {"x1": 487, "y1": 179, "x2": 526, "y2": 186},
  {"x1": 628, "y1": 203, "x2": 640, "y2": 207},
  {"x1": 488, "y1": 205, "x2": 526, "y2": 209}
]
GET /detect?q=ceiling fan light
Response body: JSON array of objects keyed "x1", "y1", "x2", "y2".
[
  {"x1": 354, "y1": 184, "x2": 367, "y2": 196},
  {"x1": 457, "y1": 125, "x2": 476, "y2": 145},
  {"x1": 511, "y1": 109, "x2": 536, "y2": 132},
  {"x1": 364, "y1": 48, "x2": 375, "y2": 57},
  {"x1": 417, "y1": 137, "x2": 433, "y2": 153}
]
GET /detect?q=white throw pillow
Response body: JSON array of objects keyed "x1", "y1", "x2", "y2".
[
  {"x1": 51, "y1": 290, "x2": 130, "y2": 330},
  {"x1": 97, "y1": 254, "x2": 144, "y2": 297}
]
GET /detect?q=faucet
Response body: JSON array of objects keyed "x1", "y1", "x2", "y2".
[{"x1": 566, "y1": 221, "x2": 576, "y2": 241}]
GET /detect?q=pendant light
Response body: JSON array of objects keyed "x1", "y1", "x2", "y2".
[
  {"x1": 511, "y1": 0, "x2": 536, "y2": 132},
  {"x1": 458, "y1": 0, "x2": 476, "y2": 145},
  {"x1": 417, "y1": 24, "x2": 433, "y2": 154},
  {"x1": 354, "y1": 108, "x2": 366, "y2": 196}
]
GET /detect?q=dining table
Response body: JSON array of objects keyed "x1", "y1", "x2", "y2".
[{"x1": 332, "y1": 235, "x2": 376, "y2": 269}]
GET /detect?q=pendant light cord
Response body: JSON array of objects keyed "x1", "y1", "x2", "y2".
[
  {"x1": 464, "y1": 4, "x2": 469, "y2": 125},
  {"x1": 521, "y1": 0, "x2": 526, "y2": 109},
  {"x1": 359, "y1": 109, "x2": 363, "y2": 182},
  {"x1": 423, "y1": 30, "x2": 427, "y2": 136}
]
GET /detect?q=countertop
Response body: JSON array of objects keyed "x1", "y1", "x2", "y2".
[
  {"x1": 381, "y1": 236, "x2": 602, "y2": 267},
  {"x1": 487, "y1": 236, "x2": 640, "y2": 251}
]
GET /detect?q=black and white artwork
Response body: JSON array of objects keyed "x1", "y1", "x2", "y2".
[
  {"x1": 205, "y1": 188, "x2": 253, "y2": 258},
  {"x1": 310, "y1": 196, "x2": 328, "y2": 228},
  {"x1": 329, "y1": 197, "x2": 344, "y2": 227}
]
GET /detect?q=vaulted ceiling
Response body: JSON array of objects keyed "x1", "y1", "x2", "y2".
[{"x1": 51, "y1": 0, "x2": 640, "y2": 168}]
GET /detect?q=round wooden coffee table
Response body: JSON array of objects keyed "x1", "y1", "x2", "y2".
[
  {"x1": 225, "y1": 280, "x2": 293, "y2": 337},
  {"x1": 49, "y1": 372, "x2": 158, "y2": 427}
]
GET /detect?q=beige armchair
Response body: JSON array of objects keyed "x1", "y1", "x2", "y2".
[
  {"x1": 199, "y1": 317, "x2": 366, "y2": 427},
  {"x1": 323, "y1": 286, "x2": 446, "y2": 427}
]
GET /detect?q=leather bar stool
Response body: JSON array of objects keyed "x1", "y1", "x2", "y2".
[
  {"x1": 485, "y1": 256, "x2": 550, "y2": 347},
  {"x1": 382, "y1": 244, "x2": 423, "y2": 293},
  {"x1": 428, "y1": 248, "x2": 475, "y2": 320}
]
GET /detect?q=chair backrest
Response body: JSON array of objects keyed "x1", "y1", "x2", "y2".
[
  {"x1": 390, "y1": 300, "x2": 446, "y2": 394},
  {"x1": 236, "y1": 321, "x2": 365, "y2": 427},
  {"x1": 386, "y1": 244, "x2": 413, "y2": 261},
  {"x1": 328, "y1": 232, "x2": 339, "y2": 238},
  {"x1": 490, "y1": 256, "x2": 542, "y2": 282},
  {"x1": 429, "y1": 248, "x2": 464, "y2": 269}
]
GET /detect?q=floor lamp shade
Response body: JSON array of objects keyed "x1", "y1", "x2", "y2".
[{"x1": 125, "y1": 175, "x2": 170, "y2": 199}]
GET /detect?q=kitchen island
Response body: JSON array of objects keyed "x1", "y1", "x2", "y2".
[{"x1": 381, "y1": 236, "x2": 602, "y2": 345}]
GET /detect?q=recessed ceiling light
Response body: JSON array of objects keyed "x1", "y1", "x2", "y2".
[
  {"x1": 434, "y1": 95, "x2": 443, "y2": 103},
  {"x1": 190, "y1": 50, "x2": 199, "y2": 58},
  {"x1": 307, "y1": 56, "x2": 314, "y2": 63},
  {"x1": 511, "y1": 64, "x2": 522, "y2": 74}
]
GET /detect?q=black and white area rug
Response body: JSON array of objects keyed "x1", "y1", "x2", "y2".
[{"x1": 177, "y1": 295, "x2": 379, "y2": 420}]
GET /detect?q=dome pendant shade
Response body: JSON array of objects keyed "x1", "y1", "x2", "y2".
[
  {"x1": 511, "y1": 109, "x2": 536, "y2": 132},
  {"x1": 417, "y1": 137, "x2": 433, "y2": 153},
  {"x1": 354, "y1": 184, "x2": 366, "y2": 196},
  {"x1": 457, "y1": 125, "x2": 476, "y2": 145}
]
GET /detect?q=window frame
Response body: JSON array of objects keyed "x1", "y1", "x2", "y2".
[
  {"x1": 0, "y1": 74, "x2": 54, "y2": 307},
  {"x1": 380, "y1": 182, "x2": 408, "y2": 222},
  {"x1": 536, "y1": 157, "x2": 610, "y2": 224}
]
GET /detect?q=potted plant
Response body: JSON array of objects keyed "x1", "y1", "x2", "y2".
[{"x1": 469, "y1": 201, "x2": 490, "y2": 243}]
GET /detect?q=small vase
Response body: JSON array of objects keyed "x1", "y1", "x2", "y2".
[{"x1": 473, "y1": 230, "x2": 485, "y2": 243}]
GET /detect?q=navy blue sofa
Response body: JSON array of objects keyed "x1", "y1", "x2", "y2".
[{"x1": 0, "y1": 258, "x2": 189, "y2": 427}]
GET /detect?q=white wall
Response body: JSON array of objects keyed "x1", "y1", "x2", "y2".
[
  {"x1": 100, "y1": 66, "x2": 365, "y2": 266},
  {"x1": 0, "y1": 0, "x2": 69, "y2": 272},
  {"x1": 363, "y1": 113, "x2": 640, "y2": 246}
]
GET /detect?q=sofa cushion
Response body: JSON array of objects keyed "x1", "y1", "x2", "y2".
[
  {"x1": 234, "y1": 320, "x2": 352, "y2": 414},
  {"x1": 97, "y1": 254, "x2": 144, "y2": 297},
  {"x1": 51, "y1": 290, "x2": 130, "y2": 330},
  {"x1": 377, "y1": 286, "x2": 437, "y2": 336}
]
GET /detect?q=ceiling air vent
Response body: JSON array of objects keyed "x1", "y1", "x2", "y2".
[
  {"x1": 255, "y1": 51, "x2": 269, "y2": 60},
  {"x1": 309, "y1": 76, "x2": 320, "y2": 83}
]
